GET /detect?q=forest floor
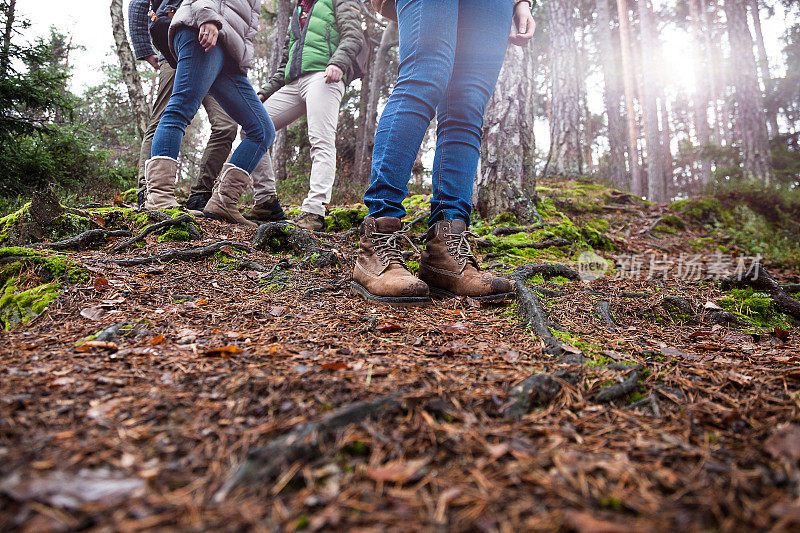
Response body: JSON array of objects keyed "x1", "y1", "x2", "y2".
[{"x1": 1, "y1": 179, "x2": 799, "y2": 532}]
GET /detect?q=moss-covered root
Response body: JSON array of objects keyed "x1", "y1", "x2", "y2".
[
  {"x1": 252, "y1": 223, "x2": 338, "y2": 268},
  {"x1": 0, "y1": 247, "x2": 88, "y2": 330},
  {"x1": 325, "y1": 205, "x2": 369, "y2": 233}
]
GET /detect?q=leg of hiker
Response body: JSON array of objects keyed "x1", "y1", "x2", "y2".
[
  {"x1": 185, "y1": 95, "x2": 238, "y2": 211},
  {"x1": 354, "y1": 0, "x2": 461, "y2": 305},
  {"x1": 247, "y1": 83, "x2": 306, "y2": 223},
  {"x1": 137, "y1": 61, "x2": 175, "y2": 208},
  {"x1": 202, "y1": 63, "x2": 276, "y2": 227},
  {"x1": 419, "y1": 0, "x2": 515, "y2": 301},
  {"x1": 296, "y1": 72, "x2": 345, "y2": 232}
]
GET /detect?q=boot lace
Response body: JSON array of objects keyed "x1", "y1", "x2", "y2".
[
  {"x1": 444, "y1": 230, "x2": 480, "y2": 267},
  {"x1": 372, "y1": 225, "x2": 419, "y2": 267}
]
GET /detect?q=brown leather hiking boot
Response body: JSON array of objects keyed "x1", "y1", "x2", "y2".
[
  {"x1": 351, "y1": 217, "x2": 430, "y2": 306},
  {"x1": 203, "y1": 163, "x2": 258, "y2": 228},
  {"x1": 419, "y1": 219, "x2": 515, "y2": 302}
]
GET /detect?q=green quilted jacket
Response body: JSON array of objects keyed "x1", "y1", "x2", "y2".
[{"x1": 259, "y1": 0, "x2": 363, "y2": 99}]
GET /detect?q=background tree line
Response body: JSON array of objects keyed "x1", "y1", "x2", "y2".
[{"x1": 2, "y1": 0, "x2": 799, "y2": 220}]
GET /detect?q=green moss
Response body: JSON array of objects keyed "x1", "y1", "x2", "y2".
[
  {"x1": 670, "y1": 197, "x2": 733, "y2": 227},
  {"x1": 660, "y1": 214, "x2": 686, "y2": 230},
  {"x1": 325, "y1": 204, "x2": 369, "y2": 232},
  {"x1": 491, "y1": 212, "x2": 519, "y2": 226},
  {"x1": 121, "y1": 188, "x2": 138, "y2": 203},
  {"x1": 157, "y1": 227, "x2": 191, "y2": 242},
  {"x1": 0, "y1": 248, "x2": 87, "y2": 330},
  {"x1": 599, "y1": 496, "x2": 623, "y2": 510},
  {"x1": 407, "y1": 260, "x2": 419, "y2": 274},
  {"x1": 401, "y1": 194, "x2": 430, "y2": 211},
  {"x1": 717, "y1": 286, "x2": 794, "y2": 331},
  {"x1": 0, "y1": 203, "x2": 30, "y2": 244}
]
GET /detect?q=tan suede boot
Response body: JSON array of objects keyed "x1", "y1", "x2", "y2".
[
  {"x1": 351, "y1": 217, "x2": 430, "y2": 306},
  {"x1": 203, "y1": 163, "x2": 258, "y2": 228},
  {"x1": 419, "y1": 219, "x2": 515, "y2": 302},
  {"x1": 144, "y1": 157, "x2": 179, "y2": 210}
]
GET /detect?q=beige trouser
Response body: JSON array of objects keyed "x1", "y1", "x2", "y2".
[{"x1": 251, "y1": 71, "x2": 345, "y2": 216}]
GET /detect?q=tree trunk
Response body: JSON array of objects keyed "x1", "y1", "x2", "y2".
[
  {"x1": 615, "y1": 0, "x2": 642, "y2": 196},
  {"x1": 596, "y1": 0, "x2": 627, "y2": 190},
  {"x1": 359, "y1": 22, "x2": 398, "y2": 185},
  {"x1": 748, "y1": 0, "x2": 779, "y2": 138},
  {"x1": 475, "y1": 43, "x2": 537, "y2": 222},
  {"x1": 638, "y1": 0, "x2": 667, "y2": 202},
  {"x1": 0, "y1": 0, "x2": 16, "y2": 79},
  {"x1": 268, "y1": 0, "x2": 293, "y2": 182},
  {"x1": 543, "y1": 0, "x2": 584, "y2": 177},
  {"x1": 353, "y1": 20, "x2": 379, "y2": 186},
  {"x1": 724, "y1": 0, "x2": 773, "y2": 182},
  {"x1": 689, "y1": 0, "x2": 712, "y2": 186},
  {"x1": 110, "y1": 0, "x2": 148, "y2": 138}
]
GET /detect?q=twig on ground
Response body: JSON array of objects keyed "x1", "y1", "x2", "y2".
[{"x1": 595, "y1": 369, "x2": 641, "y2": 403}]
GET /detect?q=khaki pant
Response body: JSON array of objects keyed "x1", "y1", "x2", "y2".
[
  {"x1": 137, "y1": 61, "x2": 238, "y2": 196},
  {"x1": 251, "y1": 71, "x2": 344, "y2": 216}
]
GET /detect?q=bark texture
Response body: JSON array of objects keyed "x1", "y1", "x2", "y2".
[
  {"x1": 615, "y1": 0, "x2": 642, "y2": 196},
  {"x1": 689, "y1": 0, "x2": 712, "y2": 186},
  {"x1": 110, "y1": 0, "x2": 148, "y2": 138},
  {"x1": 596, "y1": 0, "x2": 627, "y2": 190},
  {"x1": 724, "y1": 0, "x2": 773, "y2": 182},
  {"x1": 638, "y1": 0, "x2": 668, "y2": 202},
  {"x1": 475, "y1": 43, "x2": 537, "y2": 222},
  {"x1": 544, "y1": 0, "x2": 584, "y2": 177},
  {"x1": 359, "y1": 21, "x2": 398, "y2": 185}
]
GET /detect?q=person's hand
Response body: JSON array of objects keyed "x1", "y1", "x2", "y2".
[
  {"x1": 199, "y1": 22, "x2": 220, "y2": 52},
  {"x1": 324, "y1": 65, "x2": 343, "y2": 84},
  {"x1": 258, "y1": 93, "x2": 266, "y2": 103},
  {"x1": 510, "y1": 1, "x2": 536, "y2": 46},
  {"x1": 144, "y1": 55, "x2": 160, "y2": 70}
]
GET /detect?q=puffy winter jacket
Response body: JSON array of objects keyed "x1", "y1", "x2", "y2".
[
  {"x1": 259, "y1": 0, "x2": 363, "y2": 99},
  {"x1": 169, "y1": 0, "x2": 260, "y2": 72}
]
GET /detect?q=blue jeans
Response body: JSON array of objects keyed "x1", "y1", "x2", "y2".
[
  {"x1": 151, "y1": 27, "x2": 275, "y2": 174},
  {"x1": 364, "y1": 0, "x2": 512, "y2": 225}
]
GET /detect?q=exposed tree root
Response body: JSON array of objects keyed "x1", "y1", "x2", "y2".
[
  {"x1": 621, "y1": 291, "x2": 649, "y2": 298},
  {"x1": 721, "y1": 263, "x2": 800, "y2": 320},
  {"x1": 477, "y1": 237, "x2": 571, "y2": 250},
  {"x1": 595, "y1": 301, "x2": 618, "y2": 330},
  {"x1": 214, "y1": 394, "x2": 401, "y2": 502},
  {"x1": 595, "y1": 368, "x2": 641, "y2": 403},
  {"x1": 512, "y1": 268, "x2": 563, "y2": 357},
  {"x1": 490, "y1": 223, "x2": 559, "y2": 237},
  {"x1": 302, "y1": 276, "x2": 350, "y2": 298},
  {"x1": 782, "y1": 284, "x2": 800, "y2": 294},
  {"x1": 108, "y1": 241, "x2": 251, "y2": 266},
  {"x1": 661, "y1": 296, "x2": 696, "y2": 321},
  {"x1": 531, "y1": 286, "x2": 564, "y2": 298},
  {"x1": 514, "y1": 262, "x2": 581, "y2": 281},
  {"x1": 252, "y1": 222, "x2": 338, "y2": 268},
  {"x1": 109, "y1": 214, "x2": 198, "y2": 253},
  {"x1": 503, "y1": 369, "x2": 578, "y2": 419},
  {"x1": 28, "y1": 229, "x2": 132, "y2": 251}
]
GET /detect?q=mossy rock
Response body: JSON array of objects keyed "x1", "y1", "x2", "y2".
[
  {"x1": 670, "y1": 197, "x2": 733, "y2": 227},
  {"x1": 325, "y1": 204, "x2": 369, "y2": 232},
  {"x1": 716, "y1": 287, "x2": 795, "y2": 331},
  {"x1": 652, "y1": 214, "x2": 686, "y2": 235},
  {"x1": 121, "y1": 188, "x2": 139, "y2": 203},
  {"x1": 0, "y1": 247, "x2": 88, "y2": 330}
]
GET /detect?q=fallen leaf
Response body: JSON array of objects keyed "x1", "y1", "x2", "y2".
[
  {"x1": 93, "y1": 277, "x2": 110, "y2": 291},
  {"x1": 774, "y1": 327, "x2": 790, "y2": 341},
  {"x1": 0, "y1": 469, "x2": 145, "y2": 510},
  {"x1": 765, "y1": 424, "x2": 800, "y2": 464},
  {"x1": 440, "y1": 340, "x2": 468, "y2": 357},
  {"x1": 688, "y1": 330, "x2": 714, "y2": 340},
  {"x1": 367, "y1": 459, "x2": 428, "y2": 483},
  {"x1": 440, "y1": 322, "x2": 468, "y2": 334},
  {"x1": 320, "y1": 362, "x2": 350, "y2": 371},
  {"x1": 196, "y1": 297, "x2": 209, "y2": 305},
  {"x1": 267, "y1": 306, "x2": 286, "y2": 317},
  {"x1": 150, "y1": 334, "x2": 166, "y2": 345},
  {"x1": 80, "y1": 306, "x2": 107, "y2": 321},
  {"x1": 375, "y1": 321, "x2": 402, "y2": 333},
  {"x1": 203, "y1": 345, "x2": 243, "y2": 357},
  {"x1": 75, "y1": 341, "x2": 118, "y2": 352}
]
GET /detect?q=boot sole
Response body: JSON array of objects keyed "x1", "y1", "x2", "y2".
[
  {"x1": 202, "y1": 210, "x2": 257, "y2": 227},
  {"x1": 350, "y1": 281, "x2": 431, "y2": 307},
  {"x1": 428, "y1": 286, "x2": 516, "y2": 303}
]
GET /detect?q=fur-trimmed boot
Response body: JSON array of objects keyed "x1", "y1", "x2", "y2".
[
  {"x1": 419, "y1": 219, "x2": 515, "y2": 302},
  {"x1": 144, "y1": 156, "x2": 179, "y2": 210},
  {"x1": 203, "y1": 163, "x2": 258, "y2": 228}
]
